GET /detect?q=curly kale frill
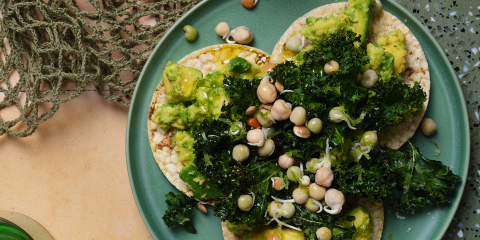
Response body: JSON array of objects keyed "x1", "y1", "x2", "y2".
[
  {"x1": 333, "y1": 143, "x2": 460, "y2": 212},
  {"x1": 163, "y1": 192, "x2": 197, "y2": 233}
]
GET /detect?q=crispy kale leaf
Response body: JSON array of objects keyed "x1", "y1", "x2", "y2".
[
  {"x1": 380, "y1": 143, "x2": 461, "y2": 212},
  {"x1": 162, "y1": 192, "x2": 197, "y2": 233},
  {"x1": 214, "y1": 159, "x2": 282, "y2": 228},
  {"x1": 362, "y1": 80, "x2": 426, "y2": 131},
  {"x1": 333, "y1": 143, "x2": 460, "y2": 212}
]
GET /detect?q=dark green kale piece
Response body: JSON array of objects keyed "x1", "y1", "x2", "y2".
[
  {"x1": 333, "y1": 143, "x2": 460, "y2": 213},
  {"x1": 380, "y1": 143, "x2": 461, "y2": 213},
  {"x1": 222, "y1": 76, "x2": 261, "y2": 114},
  {"x1": 214, "y1": 159, "x2": 282, "y2": 228},
  {"x1": 228, "y1": 57, "x2": 252, "y2": 72},
  {"x1": 162, "y1": 192, "x2": 197, "y2": 233},
  {"x1": 362, "y1": 80, "x2": 427, "y2": 131}
]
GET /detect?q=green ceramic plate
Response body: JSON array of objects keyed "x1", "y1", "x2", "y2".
[{"x1": 126, "y1": 0, "x2": 469, "y2": 239}]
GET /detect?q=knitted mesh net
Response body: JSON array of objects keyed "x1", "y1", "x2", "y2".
[{"x1": 0, "y1": 0, "x2": 202, "y2": 137}]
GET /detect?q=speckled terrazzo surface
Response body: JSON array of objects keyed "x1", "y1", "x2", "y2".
[{"x1": 395, "y1": 0, "x2": 480, "y2": 239}]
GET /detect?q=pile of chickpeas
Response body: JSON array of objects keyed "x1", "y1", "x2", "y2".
[{"x1": 230, "y1": 62, "x2": 373, "y2": 240}]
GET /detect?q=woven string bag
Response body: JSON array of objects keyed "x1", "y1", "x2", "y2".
[{"x1": 0, "y1": 0, "x2": 202, "y2": 137}]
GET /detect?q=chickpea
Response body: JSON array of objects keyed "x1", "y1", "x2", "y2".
[
  {"x1": 324, "y1": 189, "x2": 345, "y2": 215},
  {"x1": 257, "y1": 77, "x2": 277, "y2": 104},
  {"x1": 247, "y1": 129, "x2": 265, "y2": 147},
  {"x1": 290, "y1": 106, "x2": 307, "y2": 125},
  {"x1": 256, "y1": 109, "x2": 274, "y2": 127},
  {"x1": 329, "y1": 107, "x2": 343, "y2": 122},
  {"x1": 316, "y1": 227, "x2": 332, "y2": 240},
  {"x1": 421, "y1": 118, "x2": 437, "y2": 136},
  {"x1": 361, "y1": 69, "x2": 378, "y2": 89},
  {"x1": 372, "y1": 0, "x2": 383, "y2": 16},
  {"x1": 324, "y1": 60, "x2": 339, "y2": 75},
  {"x1": 273, "y1": 177, "x2": 284, "y2": 191},
  {"x1": 307, "y1": 118, "x2": 323, "y2": 134},
  {"x1": 281, "y1": 202, "x2": 295, "y2": 218},
  {"x1": 270, "y1": 99, "x2": 292, "y2": 121},
  {"x1": 232, "y1": 144, "x2": 250, "y2": 163},
  {"x1": 238, "y1": 194, "x2": 254, "y2": 211},
  {"x1": 267, "y1": 234, "x2": 279, "y2": 240},
  {"x1": 294, "y1": 125, "x2": 311, "y2": 138},
  {"x1": 278, "y1": 154, "x2": 295, "y2": 169},
  {"x1": 287, "y1": 166, "x2": 304, "y2": 182},
  {"x1": 286, "y1": 36, "x2": 302, "y2": 53},
  {"x1": 315, "y1": 167, "x2": 334, "y2": 187},
  {"x1": 306, "y1": 158, "x2": 320, "y2": 173},
  {"x1": 215, "y1": 22, "x2": 230, "y2": 38},
  {"x1": 258, "y1": 139, "x2": 275, "y2": 156},
  {"x1": 275, "y1": 81, "x2": 284, "y2": 93},
  {"x1": 263, "y1": 63, "x2": 276, "y2": 73},
  {"x1": 245, "y1": 106, "x2": 257, "y2": 116},
  {"x1": 268, "y1": 201, "x2": 282, "y2": 217},
  {"x1": 361, "y1": 131, "x2": 378, "y2": 148},
  {"x1": 183, "y1": 25, "x2": 198, "y2": 41},
  {"x1": 300, "y1": 175, "x2": 311, "y2": 186},
  {"x1": 293, "y1": 188, "x2": 309, "y2": 204},
  {"x1": 305, "y1": 198, "x2": 320, "y2": 212},
  {"x1": 230, "y1": 26, "x2": 253, "y2": 44},
  {"x1": 241, "y1": 0, "x2": 257, "y2": 9},
  {"x1": 308, "y1": 183, "x2": 326, "y2": 200}
]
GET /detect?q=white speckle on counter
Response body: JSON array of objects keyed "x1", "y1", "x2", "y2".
[
  {"x1": 463, "y1": 65, "x2": 469, "y2": 72},
  {"x1": 477, "y1": 170, "x2": 480, "y2": 176},
  {"x1": 469, "y1": 12, "x2": 473, "y2": 16},
  {"x1": 474, "y1": 61, "x2": 480, "y2": 67},
  {"x1": 450, "y1": 11, "x2": 457, "y2": 16},
  {"x1": 457, "y1": 230, "x2": 464, "y2": 238},
  {"x1": 459, "y1": 223, "x2": 463, "y2": 227},
  {"x1": 471, "y1": 27, "x2": 475, "y2": 33},
  {"x1": 475, "y1": 223, "x2": 480, "y2": 228},
  {"x1": 431, "y1": 17, "x2": 435, "y2": 22},
  {"x1": 407, "y1": 228, "x2": 411, "y2": 233},
  {"x1": 476, "y1": 209, "x2": 480, "y2": 214},
  {"x1": 473, "y1": 48, "x2": 478, "y2": 55},
  {"x1": 396, "y1": 212, "x2": 405, "y2": 219},
  {"x1": 458, "y1": 74, "x2": 464, "y2": 79},
  {"x1": 426, "y1": 4, "x2": 429, "y2": 11},
  {"x1": 475, "y1": 111, "x2": 479, "y2": 121}
]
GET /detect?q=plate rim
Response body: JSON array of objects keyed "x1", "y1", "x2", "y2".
[{"x1": 126, "y1": 0, "x2": 470, "y2": 239}]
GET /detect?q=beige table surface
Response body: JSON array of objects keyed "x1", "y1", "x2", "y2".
[{"x1": 0, "y1": 90, "x2": 153, "y2": 239}]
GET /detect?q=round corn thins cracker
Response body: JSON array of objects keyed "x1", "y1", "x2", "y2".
[{"x1": 147, "y1": 44, "x2": 270, "y2": 203}]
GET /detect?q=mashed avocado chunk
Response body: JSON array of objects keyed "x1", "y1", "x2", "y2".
[
  {"x1": 163, "y1": 61, "x2": 202, "y2": 103},
  {"x1": 179, "y1": 163, "x2": 222, "y2": 200},
  {"x1": 243, "y1": 225, "x2": 305, "y2": 240},
  {"x1": 301, "y1": 15, "x2": 348, "y2": 42},
  {"x1": 301, "y1": 0, "x2": 373, "y2": 45},
  {"x1": 153, "y1": 103, "x2": 187, "y2": 129},
  {"x1": 344, "y1": 0, "x2": 374, "y2": 45},
  {"x1": 198, "y1": 72, "x2": 232, "y2": 119},
  {"x1": 365, "y1": 43, "x2": 394, "y2": 81},
  {"x1": 340, "y1": 205, "x2": 373, "y2": 240},
  {"x1": 173, "y1": 131, "x2": 195, "y2": 165},
  {"x1": 376, "y1": 29, "x2": 407, "y2": 75}
]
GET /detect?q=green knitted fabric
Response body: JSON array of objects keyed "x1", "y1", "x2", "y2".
[{"x1": 0, "y1": 0, "x2": 202, "y2": 137}]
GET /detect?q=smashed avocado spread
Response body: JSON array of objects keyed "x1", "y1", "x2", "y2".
[
  {"x1": 301, "y1": 0, "x2": 373, "y2": 46},
  {"x1": 163, "y1": 61, "x2": 202, "y2": 103},
  {"x1": 376, "y1": 29, "x2": 407, "y2": 75},
  {"x1": 340, "y1": 205, "x2": 373, "y2": 240}
]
